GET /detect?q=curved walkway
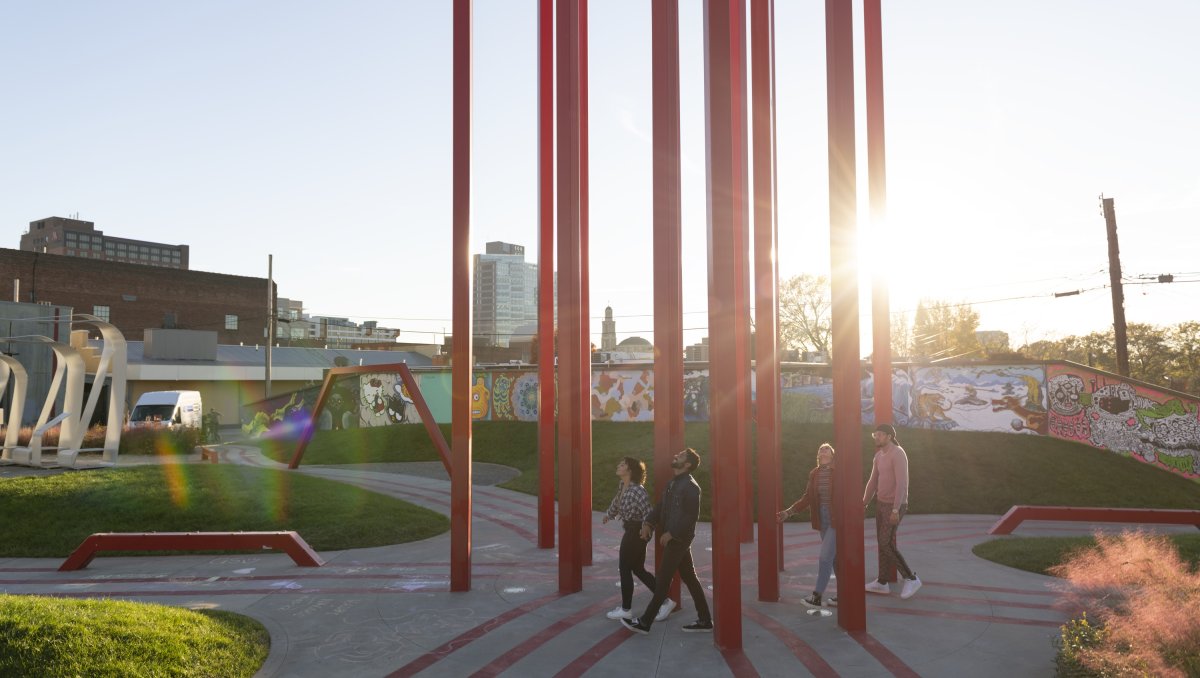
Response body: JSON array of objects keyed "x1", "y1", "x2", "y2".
[{"x1": 1, "y1": 445, "x2": 1190, "y2": 677}]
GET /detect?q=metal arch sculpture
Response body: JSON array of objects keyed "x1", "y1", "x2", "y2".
[{"x1": 0, "y1": 317, "x2": 128, "y2": 468}]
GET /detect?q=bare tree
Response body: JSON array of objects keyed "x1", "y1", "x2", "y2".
[{"x1": 778, "y1": 274, "x2": 831, "y2": 356}]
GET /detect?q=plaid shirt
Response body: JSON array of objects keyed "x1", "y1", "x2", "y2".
[{"x1": 605, "y1": 482, "x2": 652, "y2": 522}]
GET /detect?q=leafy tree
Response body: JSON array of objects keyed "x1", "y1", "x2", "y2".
[
  {"x1": 910, "y1": 299, "x2": 982, "y2": 362},
  {"x1": 1165, "y1": 321, "x2": 1200, "y2": 393},
  {"x1": 778, "y1": 274, "x2": 831, "y2": 356}
]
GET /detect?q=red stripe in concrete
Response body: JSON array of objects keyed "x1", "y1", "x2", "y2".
[
  {"x1": 744, "y1": 607, "x2": 838, "y2": 677},
  {"x1": 469, "y1": 595, "x2": 619, "y2": 678},
  {"x1": 552, "y1": 627, "x2": 633, "y2": 678},
  {"x1": 849, "y1": 630, "x2": 922, "y2": 678},
  {"x1": 0, "y1": 572, "x2": 506, "y2": 586},
  {"x1": 873, "y1": 605, "x2": 1063, "y2": 627},
  {"x1": 932, "y1": 581, "x2": 1059, "y2": 597},
  {"x1": 720, "y1": 648, "x2": 760, "y2": 677},
  {"x1": 386, "y1": 592, "x2": 564, "y2": 678}
]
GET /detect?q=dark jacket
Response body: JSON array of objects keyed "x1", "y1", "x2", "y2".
[
  {"x1": 786, "y1": 464, "x2": 836, "y2": 531},
  {"x1": 645, "y1": 472, "x2": 701, "y2": 543}
]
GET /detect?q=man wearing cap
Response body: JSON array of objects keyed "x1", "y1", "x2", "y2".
[{"x1": 863, "y1": 423, "x2": 921, "y2": 599}]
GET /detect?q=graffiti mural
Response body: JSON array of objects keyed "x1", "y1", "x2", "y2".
[
  {"x1": 592, "y1": 369, "x2": 654, "y2": 422},
  {"x1": 490, "y1": 371, "x2": 541, "y2": 421},
  {"x1": 901, "y1": 365, "x2": 1048, "y2": 434},
  {"x1": 683, "y1": 370, "x2": 709, "y2": 422},
  {"x1": 358, "y1": 374, "x2": 419, "y2": 427},
  {"x1": 1046, "y1": 364, "x2": 1200, "y2": 478}
]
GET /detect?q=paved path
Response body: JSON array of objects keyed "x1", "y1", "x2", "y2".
[{"x1": 2, "y1": 445, "x2": 1190, "y2": 677}]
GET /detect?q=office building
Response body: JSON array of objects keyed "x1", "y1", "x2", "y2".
[
  {"x1": 472, "y1": 241, "x2": 539, "y2": 347},
  {"x1": 20, "y1": 216, "x2": 190, "y2": 269}
]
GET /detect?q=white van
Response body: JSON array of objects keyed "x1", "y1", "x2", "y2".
[{"x1": 129, "y1": 391, "x2": 203, "y2": 429}]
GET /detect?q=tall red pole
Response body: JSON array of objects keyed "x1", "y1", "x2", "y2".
[
  {"x1": 578, "y1": 0, "x2": 593, "y2": 566},
  {"x1": 826, "y1": 0, "x2": 866, "y2": 632},
  {"x1": 537, "y1": 0, "x2": 556, "y2": 550},
  {"x1": 450, "y1": 0, "x2": 474, "y2": 593},
  {"x1": 704, "y1": 0, "x2": 745, "y2": 650},
  {"x1": 651, "y1": 0, "x2": 684, "y2": 607},
  {"x1": 865, "y1": 0, "x2": 892, "y2": 426},
  {"x1": 731, "y1": 0, "x2": 754, "y2": 546},
  {"x1": 556, "y1": 0, "x2": 584, "y2": 593},
  {"x1": 750, "y1": 0, "x2": 780, "y2": 602}
]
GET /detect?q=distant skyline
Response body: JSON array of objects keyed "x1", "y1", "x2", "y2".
[{"x1": 3, "y1": 1, "x2": 1197, "y2": 353}]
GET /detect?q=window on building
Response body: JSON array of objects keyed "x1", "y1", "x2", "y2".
[
  {"x1": 163, "y1": 312, "x2": 177, "y2": 329},
  {"x1": 93, "y1": 305, "x2": 110, "y2": 322},
  {"x1": 225, "y1": 315, "x2": 238, "y2": 330}
]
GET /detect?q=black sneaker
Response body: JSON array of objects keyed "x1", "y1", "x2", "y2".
[
  {"x1": 621, "y1": 617, "x2": 651, "y2": 635},
  {"x1": 682, "y1": 619, "x2": 713, "y2": 633},
  {"x1": 801, "y1": 593, "x2": 823, "y2": 609}
]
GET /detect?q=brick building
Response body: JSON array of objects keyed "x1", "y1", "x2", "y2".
[
  {"x1": 20, "y1": 216, "x2": 190, "y2": 269},
  {"x1": 0, "y1": 248, "x2": 272, "y2": 345}
]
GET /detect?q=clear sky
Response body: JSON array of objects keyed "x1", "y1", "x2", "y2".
[{"x1": 3, "y1": 1, "x2": 1197, "y2": 352}]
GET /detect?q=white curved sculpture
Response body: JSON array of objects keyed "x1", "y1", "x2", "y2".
[
  {"x1": 0, "y1": 355, "x2": 27, "y2": 459},
  {"x1": 0, "y1": 318, "x2": 127, "y2": 468}
]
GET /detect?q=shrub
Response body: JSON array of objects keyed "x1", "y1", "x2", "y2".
[
  {"x1": 12, "y1": 425, "x2": 201, "y2": 456},
  {"x1": 1050, "y1": 531, "x2": 1200, "y2": 677}
]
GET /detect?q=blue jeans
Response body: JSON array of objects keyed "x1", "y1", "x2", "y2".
[{"x1": 816, "y1": 505, "x2": 837, "y2": 594}]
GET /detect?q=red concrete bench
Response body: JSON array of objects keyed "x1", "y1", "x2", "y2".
[
  {"x1": 59, "y1": 531, "x2": 325, "y2": 571},
  {"x1": 988, "y1": 506, "x2": 1200, "y2": 535}
]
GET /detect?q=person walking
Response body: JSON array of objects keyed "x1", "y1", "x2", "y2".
[
  {"x1": 777, "y1": 443, "x2": 838, "y2": 609},
  {"x1": 621, "y1": 448, "x2": 713, "y2": 634},
  {"x1": 863, "y1": 423, "x2": 921, "y2": 599},
  {"x1": 601, "y1": 457, "x2": 666, "y2": 621}
]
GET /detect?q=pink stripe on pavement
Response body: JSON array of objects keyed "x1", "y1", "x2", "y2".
[
  {"x1": 744, "y1": 607, "x2": 838, "y2": 677},
  {"x1": 553, "y1": 627, "x2": 633, "y2": 678},
  {"x1": 720, "y1": 648, "x2": 760, "y2": 677},
  {"x1": 849, "y1": 630, "x2": 922, "y2": 678},
  {"x1": 469, "y1": 595, "x2": 619, "y2": 678},
  {"x1": 386, "y1": 592, "x2": 564, "y2": 678}
]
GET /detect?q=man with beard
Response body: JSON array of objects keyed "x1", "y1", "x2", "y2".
[
  {"x1": 621, "y1": 448, "x2": 713, "y2": 634},
  {"x1": 863, "y1": 423, "x2": 921, "y2": 599}
]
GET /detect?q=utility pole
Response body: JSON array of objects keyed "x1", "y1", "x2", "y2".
[
  {"x1": 1101, "y1": 196, "x2": 1130, "y2": 377},
  {"x1": 266, "y1": 254, "x2": 274, "y2": 398}
]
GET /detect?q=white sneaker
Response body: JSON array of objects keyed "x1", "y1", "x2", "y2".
[
  {"x1": 654, "y1": 599, "x2": 676, "y2": 622},
  {"x1": 606, "y1": 606, "x2": 633, "y2": 620},
  {"x1": 900, "y1": 576, "x2": 922, "y2": 600},
  {"x1": 865, "y1": 580, "x2": 891, "y2": 595}
]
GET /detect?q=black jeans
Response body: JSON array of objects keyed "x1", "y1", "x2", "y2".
[
  {"x1": 619, "y1": 521, "x2": 657, "y2": 609},
  {"x1": 875, "y1": 501, "x2": 914, "y2": 583},
  {"x1": 639, "y1": 537, "x2": 710, "y2": 627}
]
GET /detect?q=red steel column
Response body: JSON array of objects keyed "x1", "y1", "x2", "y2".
[
  {"x1": 704, "y1": 0, "x2": 745, "y2": 649},
  {"x1": 750, "y1": 0, "x2": 780, "y2": 602},
  {"x1": 651, "y1": 0, "x2": 684, "y2": 606},
  {"x1": 578, "y1": 0, "x2": 593, "y2": 566},
  {"x1": 865, "y1": 0, "x2": 892, "y2": 426},
  {"x1": 826, "y1": 0, "x2": 866, "y2": 631},
  {"x1": 537, "y1": 0, "x2": 555, "y2": 550},
  {"x1": 450, "y1": 0, "x2": 474, "y2": 592},
  {"x1": 731, "y1": 0, "x2": 754, "y2": 546},
  {"x1": 556, "y1": 0, "x2": 584, "y2": 593}
]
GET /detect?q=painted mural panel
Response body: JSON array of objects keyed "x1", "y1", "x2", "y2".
[
  {"x1": 592, "y1": 369, "x2": 655, "y2": 422},
  {"x1": 358, "y1": 374, "x2": 422, "y2": 427},
  {"x1": 490, "y1": 371, "x2": 540, "y2": 421},
  {"x1": 417, "y1": 372, "x2": 452, "y2": 423},
  {"x1": 780, "y1": 374, "x2": 834, "y2": 423},
  {"x1": 1046, "y1": 364, "x2": 1200, "y2": 478},
  {"x1": 240, "y1": 382, "x2": 338, "y2": 437},
  {"x1": 900, "y1": 365, "x2": 1048, "y2": 434},
  {"x1": 683, "y1": 370, "x2": 709, "y2": 421}
]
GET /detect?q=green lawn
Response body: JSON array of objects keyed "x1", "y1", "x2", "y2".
[
  {"x1": 0, "y1": 595, "x2": 269, "y2": 678},
  {"x1": 0, "y1": 465, "x2": 448, "y2": 558},
  {"x1": 973, "y1": 535, "x2": 1200, "y2": 576},
  {"x1": 260, "y1": 421, "x2": 1200, "y2": 521}
]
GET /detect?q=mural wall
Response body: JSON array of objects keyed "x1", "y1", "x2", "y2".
[
  {"x1": 1045, "y1": 364, "x2": 1200, "y2": 478},
  {"x1": 242, "y1": 361, "x2": 1200, "y2": 480}
]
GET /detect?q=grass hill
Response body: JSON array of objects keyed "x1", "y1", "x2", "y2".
[{"x1": 261, "y1": 422, "x2": 1200, "y2": 521}]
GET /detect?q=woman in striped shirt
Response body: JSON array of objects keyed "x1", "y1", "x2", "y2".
[
  {"x1": 777, "y1": 443, "x2": 838, "y2": 609},
  {"x1": 602, "y1": 456, "x2": 663, "y2": 620}
]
